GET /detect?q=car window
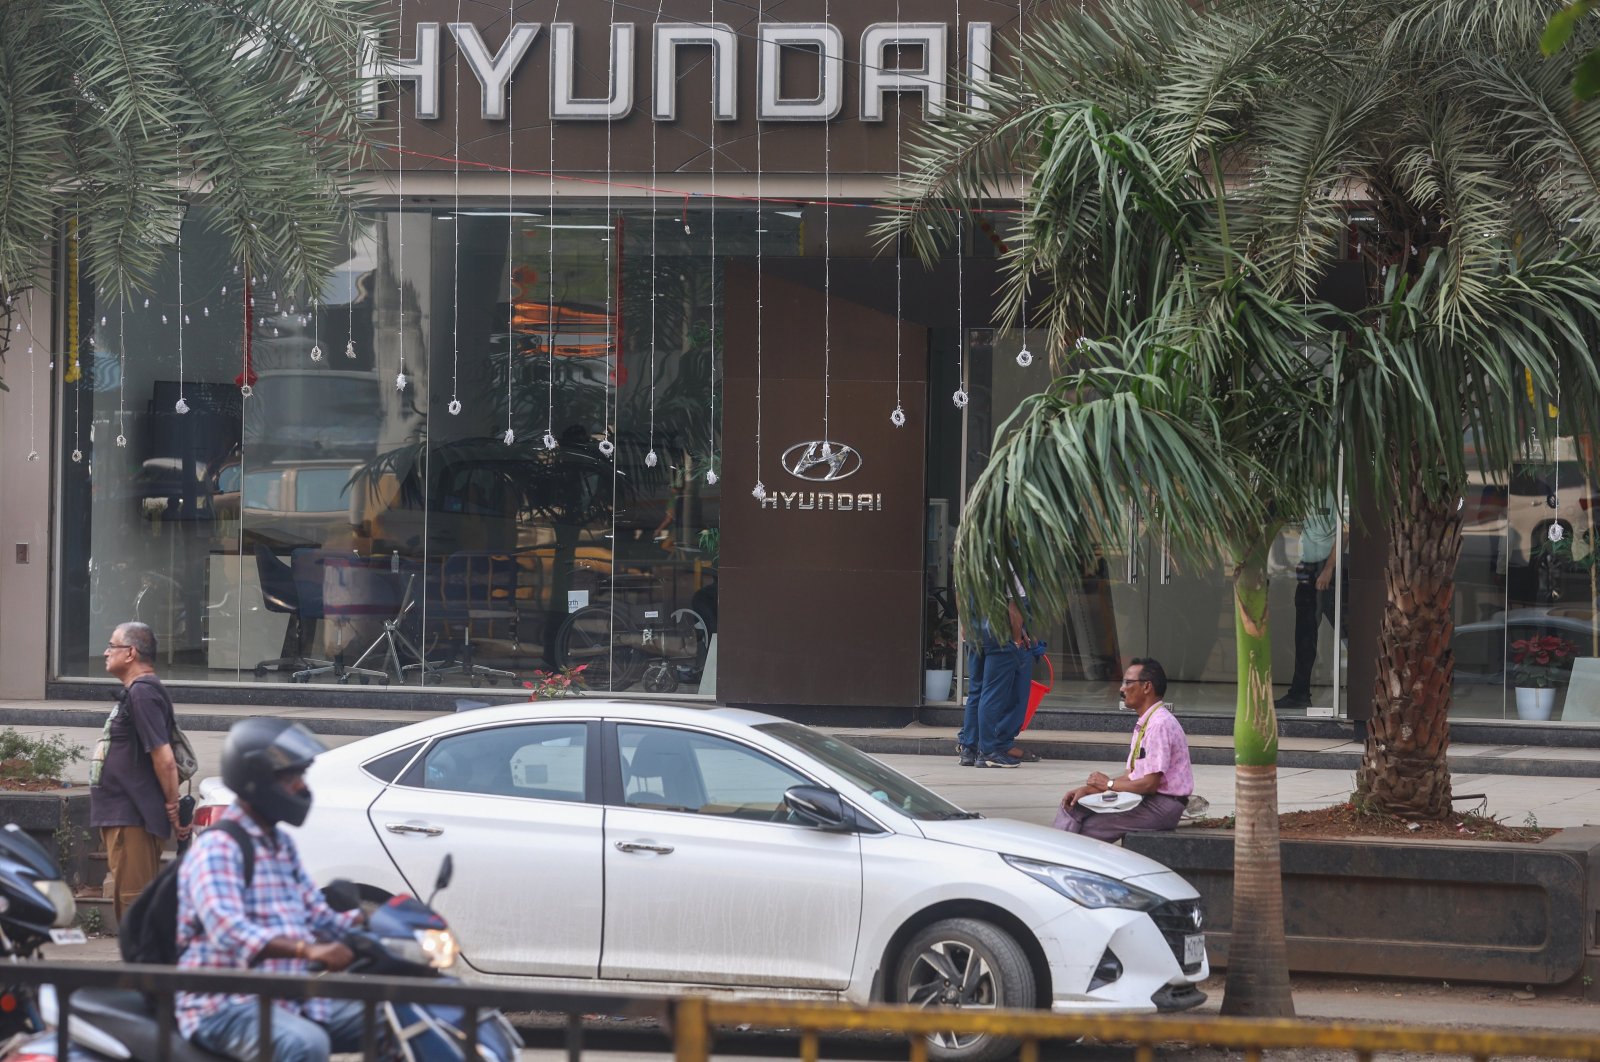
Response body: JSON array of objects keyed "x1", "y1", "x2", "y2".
[
  {"x1": 415, "y1": 723, "x2": 587, "y2": 802},
  {"x1": 295, "y1": 468, "x2": 355, "y2": 512},
  {"x1": 362, "y1": 741, "x2": 425, "y2": 782},
  {"x1": 243, "y1": 470, "x2": 284, "y2": 511},
  {"x1": 618, "y1": 724, "x2": 808, "y2": 821},
  {"x1": 755, "y1": 721, "x2": 972, "y2": 820},
  {"x1": 216, "y1": 465, "x2": 241, "y2": 493}
]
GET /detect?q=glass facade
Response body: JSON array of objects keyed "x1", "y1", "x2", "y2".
[{"x1": 56, "y1": 203, "x2": 793, "y2": 694}]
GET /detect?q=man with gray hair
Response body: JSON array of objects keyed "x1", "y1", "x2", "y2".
[{"x1": 90, "y1": 621, "x2": 190, "y2": 922}]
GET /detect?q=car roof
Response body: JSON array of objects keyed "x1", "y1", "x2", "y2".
[{"x1": 329, "y1": 700, "x2": 788, "y2": 756}]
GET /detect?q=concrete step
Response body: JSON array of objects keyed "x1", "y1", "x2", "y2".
[{"x1": 73, "y1": 894, "x2": 117, "y2": 937}]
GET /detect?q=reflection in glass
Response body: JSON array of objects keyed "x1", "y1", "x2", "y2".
[{"x1": 53, "y1": 204, "x2": 786, "y2": 694}]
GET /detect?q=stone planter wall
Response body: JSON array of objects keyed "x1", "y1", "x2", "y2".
[
  {"x1": 0, "y1": 790, "x2": 95, "y2": 888},
  {"x1": 1125, "y1": 826, "x2": 1600, "y2": 998}
]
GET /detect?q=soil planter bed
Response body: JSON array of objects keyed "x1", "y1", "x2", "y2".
[{"x1": 1125, "y1": 826, "x2": 1600, "y2": 998}]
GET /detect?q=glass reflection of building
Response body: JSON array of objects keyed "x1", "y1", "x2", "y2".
[
  {"x1": 57, "y1": 204, "x2": 753, "y2": 696},
  {"x1": 42, "y1": 212, "x2": 1600, "y2": 718}
]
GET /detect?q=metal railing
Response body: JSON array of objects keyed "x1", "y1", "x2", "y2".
[
  {"x1": 670, "y1": 999, "x2": 1600, "y2": 1062},
  {"x1": 2, "y1": 961, "x2": 667, "y2": 1062},
  {"x1": 9, "y1": 963, "x2": 1600, "y2": 1061}
]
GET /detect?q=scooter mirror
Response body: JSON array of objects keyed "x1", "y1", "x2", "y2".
[
  {"x1": 434, "y1": 855, "x2": 453, "y2": 893},
  {"x1": 322, "y1": 879, "x2": 361, "y2": 912}
]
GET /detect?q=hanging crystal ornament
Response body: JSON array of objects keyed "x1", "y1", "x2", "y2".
[
  {"x1": 345, "y1": 339, "x2": 356, "y2": 359},
  {"x1": 543, "y1": 431, "x2": 558, "y2": 450},
  {"x1": 706, "y1": 469, "x2": 718, "y2": 486},
  {"x1": 598, "y1": 438, "x2": 615, "y2": 457},
  {"x1": 645, "y1": 450, "x2": 658, "y2": 468},
  {"x1": 503, "y1": 427, "x2": 516, "y2": 445},
  {"x1": 1549, "y1": 523, "x2": 1565, "y2": 542},
  {"x1": 542, "y1": 0, "x2": 563, "y2": 449},
  {"x1": 72, "y1": 449, "x2": 83, "y2": 463},
  {"x1": 952, "y1": 389, "x2": 969, "y2": 409},
  {"x1": 175, "y1": 397, "x2": 190, "y2": 414},
  {"x1": 395, "y1": 371, "x2": 408, "y2": 391},
  {"x1": 891, "y1": 406, "x2": 907, "y2": 427},
  {"x1": 393, "y1": 0, "x2": 408, "y2": 395},
  {"x1": 310, "y1": 293, "x2": 322, "y2": 361},
  {"x1": 889, "y1": 0, "x2": 907, "y2": 426},
  {"x1": 446, "y1": 0, "x2": 464, "y2": 422},
  {"x1": 310, "y1": 344, "x2": 323, "y2": 362},
  {"x1": 752, "y1": 481, "x2": 767, "y2": 501},
  {"x1": 597, "y1": 0, "x2": 619, "y2": 468},
  {"x1": 175, "y1": 191, "x2": 190, "y2": 414},
  {"x1": 750, "y1": 0, "x2": 767, "y2": 489},
  {"x1": 646, "y1": 0, "x2": 664, "y2": 479},
  {"x1": 704, "y1": 0, "x2": 721, "y2": 492},
  {"x1": 1016, "y1": 347, "x2": 1033, "y2": 367},
  {"x1": 501, "y1": 0, "x2": 518, "y2": 451}
]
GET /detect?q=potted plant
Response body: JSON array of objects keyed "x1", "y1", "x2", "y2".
[
  {"x1": 924, "y1": 616, "x2": 960, "y2": 702},
  {"x1": 1509, "y1": 633, "x2": 1579, "y2": 720}
]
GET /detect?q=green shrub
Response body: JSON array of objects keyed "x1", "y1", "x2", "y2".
[{"x1": 0, "y1": 730, "x2": 85, "y2": 781}]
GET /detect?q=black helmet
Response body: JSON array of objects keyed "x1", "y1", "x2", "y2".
[{"x1": 221, "y1": 719, "x2": 327, "y2": 828}]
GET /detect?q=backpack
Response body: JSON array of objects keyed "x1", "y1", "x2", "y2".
[{"x1": 119, "y1": 819, "x2": 254, "y2": 965}]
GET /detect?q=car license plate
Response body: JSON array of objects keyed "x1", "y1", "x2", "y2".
[
  {"x1": 49, "y1": 928, "x2": 87, "y2": 945},
  {"x1": 1183, "y1": 933, "x2": 1205, "y2": 965}
]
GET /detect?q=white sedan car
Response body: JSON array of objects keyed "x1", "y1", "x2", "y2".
[{"x1": 200, "y1": 702, "x2": 1206, "y2": 1062}]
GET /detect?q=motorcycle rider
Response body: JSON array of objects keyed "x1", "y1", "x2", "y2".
[{"x1": 176, "y1": 718, "x2": 363, "y2": 1062}]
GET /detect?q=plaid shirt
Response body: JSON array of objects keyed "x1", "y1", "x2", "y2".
[{"x1": 175, "y1": 804, "x2": 358, "y2": 1037}]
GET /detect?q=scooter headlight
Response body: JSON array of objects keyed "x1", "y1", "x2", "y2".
[
  {"x1": 381, "y1": 928, "x2": 458, "y2": 969},
  {"x1": 32, "y1": 880, "x2": 76, "y2": 928}
]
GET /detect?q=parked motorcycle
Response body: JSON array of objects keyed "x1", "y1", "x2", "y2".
[
  {"x1": 6, "y1": 847, "x2": 519, "y2": 1062},
  {"x1": 0, "y1": 822, "x2": 86, "y2": 1052}
]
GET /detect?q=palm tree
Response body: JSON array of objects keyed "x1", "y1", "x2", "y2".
[
  {"x1": 882, "y1": 0, "x2": 1600, "y2": 1013},
  {"x1": 0, "y1": 0, "x2": 383, "y2": 387}
]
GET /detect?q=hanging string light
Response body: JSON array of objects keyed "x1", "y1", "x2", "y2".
[
  {"x1": 116, "y1": 292, "x2": 128, "y2": 446},
  {"x1": 889, "y1": 0, "x2": 907, "y2": 429},
  {"x1": 21, "y1": 305, "x2": 39, "y2": 462},
  {"x1": 394, "y1": 0, "x2": 409, "y2": 395},
  {"x1": 1014, "y1": 0, "x2": 1032, "y2": 369},
  {"x1": 704, "y1": 0, "x2": 720, "y2": 487},
  {"x1": 820, "y1": 0, "x2": 835, "y2": 461},
  {"x1": 175, "y1": 198, "x2": 190, "y2": 415},
  {"x1": 446, "y1": 0, "x2": 464, "y2": 415},
  {"x1": 645, "y1": 0, "x2": 664, "y2": 471},
  {"x1": 952, "y1": 0, "x2": 969, "y2": 409},
  {"x1": 597, "y1": 0, "x2": 619, "y2": 462},
  {"x1": 66, "y1": 216, "x2": 83, "y2": 463},
  {"x1": 501, "y1": 0, "x2": 517, "y2": 447},
  {"x1": 542, "y1": 0, "x2": 564, "y2": 452},
  {"x1": 750, "y1": 0, "x2": 767, "y2": 498}
]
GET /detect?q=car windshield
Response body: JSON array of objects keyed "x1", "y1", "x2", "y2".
[{"x1": 755, "y1": 721, "x2": 977, "y2": 820}]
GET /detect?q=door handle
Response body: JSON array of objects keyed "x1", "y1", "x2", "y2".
[
  {"x1": 614, "y1": 841, "x2": 674, "y2": 855},
  {"x1": 385, "y1": 823, "x2": 443, "y2": 837}
]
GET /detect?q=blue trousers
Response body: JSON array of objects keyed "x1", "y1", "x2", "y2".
[
  {"x1": 192, "y1": 999, "x2": 365, "y2": 1062},
  {"x1": 960, "y1": 643, "x2": 1030, "y2": 755}
]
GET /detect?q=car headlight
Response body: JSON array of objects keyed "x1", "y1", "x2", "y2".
[
  {"x1": 32, "y1": 879, "x2": 77, "y2": 928},
  {"x1": 1002, "y1": 856, "x2": 1162, "y2": 911},
  {"x1": 382, "y1": 929, "x2": 458, "y2": 969}
]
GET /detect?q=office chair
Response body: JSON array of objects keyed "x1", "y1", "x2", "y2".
[
  {"x1": 252, "y1": 545, "x2": 331, "y2": 677},
  {"x1": 347, "y1": 555, "x2": 433, "y2": 682}
]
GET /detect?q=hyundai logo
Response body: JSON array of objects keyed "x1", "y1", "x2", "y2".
[{"x1": 781, "y1": 441, "x2": 863, "y2": 482}]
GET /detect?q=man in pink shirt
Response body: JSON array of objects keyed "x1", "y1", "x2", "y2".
[{"x1": 1054, "y1": 658, "x2": 1194, "y2": 842}]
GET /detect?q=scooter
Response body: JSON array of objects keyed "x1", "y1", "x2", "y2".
[
  {"x1": 0, "y1": 822, "x2": 88, "y2": 1053},
  {"x1": 5, "y1": 847, "x2": 520, "y2": 1062}
]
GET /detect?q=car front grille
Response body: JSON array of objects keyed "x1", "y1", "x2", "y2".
[{"x1": 1149, "y1": 898, "x2": 1205, "y2": 974}]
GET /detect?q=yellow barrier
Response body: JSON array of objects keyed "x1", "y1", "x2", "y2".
[{"x1": 670, "y1": 998, "x2": 1600, "y2": 1062}]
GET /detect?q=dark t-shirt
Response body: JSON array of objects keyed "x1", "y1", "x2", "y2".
[{"x1": 89, "y1": 675, "x2": 173, "y2": 838}]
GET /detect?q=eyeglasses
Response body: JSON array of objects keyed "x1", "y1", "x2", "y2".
[
  {"x1": 104, "y1": 643, "x2": 133, "y2": 654},
  {"x1": 1119, "y1": 677, "x2": 1152, "y2": 687}
]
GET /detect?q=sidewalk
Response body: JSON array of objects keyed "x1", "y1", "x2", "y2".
[{"x1": 5, "y1": 698, "x2": 1598, "y2": 829}]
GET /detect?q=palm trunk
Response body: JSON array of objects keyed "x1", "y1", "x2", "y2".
[
  {"x1": 1220, "y1": 543, "x2": 1294, "y2": 1017},
  {"x1": 1355, "y1": 464, "x2": 1460, "y2": 819}
]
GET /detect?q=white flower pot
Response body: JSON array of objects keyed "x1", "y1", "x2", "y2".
[
  {"x1": 924, "y1": 668, "x2": 954, "y2": 702},
  {"x1": 1514, "y1": 686, "x2": 1557, "y2": 721}
]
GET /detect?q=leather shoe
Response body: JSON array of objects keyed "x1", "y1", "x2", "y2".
[
  {"x1": 1274, "y1": 692, "x2": 1312, "y2": 711},
  {"x1": 1006, "y1": 746, "x2": 1040, "y2": 763}
]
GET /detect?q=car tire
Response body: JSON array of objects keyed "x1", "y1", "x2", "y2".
[{"x1": 894, "y1": 918, "x2": 1035, "y2": 1062}]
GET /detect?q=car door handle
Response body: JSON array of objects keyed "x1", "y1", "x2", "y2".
[
  {"x1": 385, "y1": 822, "x2": 443, "y2": 837},
  {"x1": 614, "y1": 841, "x2": 674, "y2": 855}
]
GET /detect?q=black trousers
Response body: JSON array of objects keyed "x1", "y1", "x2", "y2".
[{"x1": 1287, "y1": 559, "x2": 1344, "y2": 698}]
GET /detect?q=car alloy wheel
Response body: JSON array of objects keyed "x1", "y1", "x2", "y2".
[{"x1": 894, "y1": 917, "x2": 1035, "y2": 1062}]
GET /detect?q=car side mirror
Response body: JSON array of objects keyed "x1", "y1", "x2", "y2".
[
  {"x1": 783, "y1": 785, "x2": 855, "y2": 832},
  {"x1": 322, "y1": 879, "x2": 361, "y2": 912}
]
